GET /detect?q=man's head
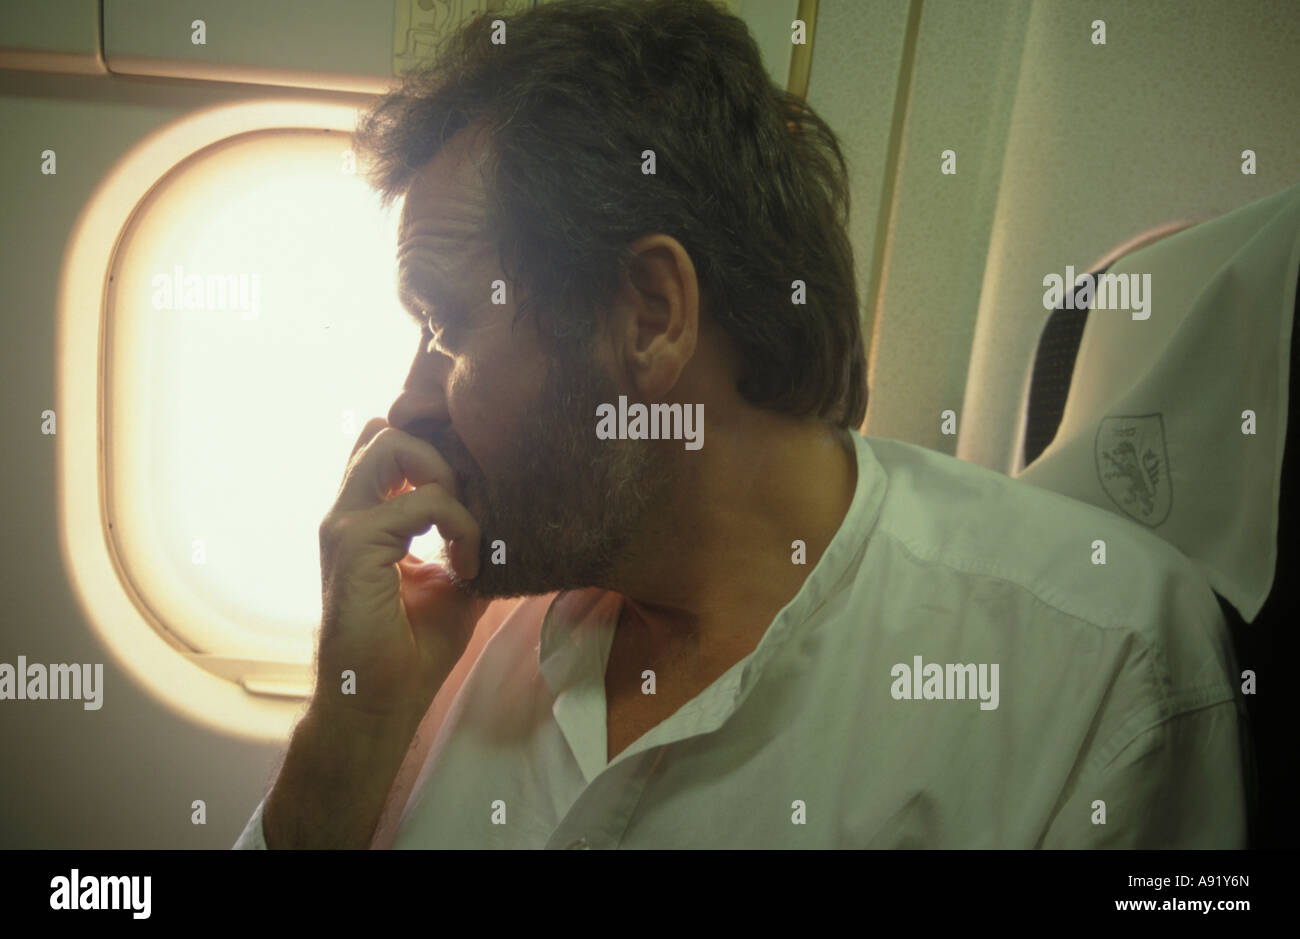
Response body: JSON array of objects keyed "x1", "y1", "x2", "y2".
[{"x1": 356, "y1": 0, "x2": 866, "y2": 598}]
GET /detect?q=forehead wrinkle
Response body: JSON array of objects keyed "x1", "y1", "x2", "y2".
[
  {"x1": 390, "y1": 131, "x2": 519, "y2": 346},
  {"x1": 395, "y1": 127, "x2": 496, "y2": 304},
  {"x1": 396, "y1": 208, "x2": 488, "y2": 288},
  {"x1": 397, "y1": 221, "x2": 477, "y2": 263},
  {"x1": 400, "y1": 152, "x2": 488, "y2": 230},
  {"x1": 398, "y1": 226, "x2": 503, "y2": 311},
  {"x1": 398, "y1": 133, "x2": 490, "y2": 244}
]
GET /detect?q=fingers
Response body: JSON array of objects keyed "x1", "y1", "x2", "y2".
[
  {"x1": 323, "y1": 484, "x2": 481, "y2": 579},
  {"x1": 349, "y1": 417, "x2": 388, "y2": 461},
  {"x1": 328, "y1": 420, "x2": 479, "y2": 579},
  {"x1": 398, "y1": 555, "x2": 493, "y2": 621},
  {"x1": 336, "y1": 425, "x2": 460, "y2": 512},
  {"x1": 443, "y1": 524, "x2": 481, "y2": 582}
]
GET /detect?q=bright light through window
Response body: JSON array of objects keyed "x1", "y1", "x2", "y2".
[{"x1": 106, "y1": 129, "x2": 440, "y2": 664}]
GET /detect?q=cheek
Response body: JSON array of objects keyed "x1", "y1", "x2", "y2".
[
  {"x1": 445, "y1": 341, "x2": 546, "y2": 472},
  {"x1": 444, "y1": 361, "x2": 496, "y2": 461}
]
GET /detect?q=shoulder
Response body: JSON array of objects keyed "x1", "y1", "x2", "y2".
[{"x1": 860, "y1": 435, "x2": 1234, "y2": 691}]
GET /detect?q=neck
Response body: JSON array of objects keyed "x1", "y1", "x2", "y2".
[{"x1": 602, "y1": 413, "x2": 859, "y2": 667}]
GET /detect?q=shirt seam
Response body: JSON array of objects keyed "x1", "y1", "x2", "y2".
[
  {"x1": 871, "y1": 523, "x2": 1232, "y2": 682},
  {"x1": 1102, "y1": 694, "x2": 1240, "y2": 770}
]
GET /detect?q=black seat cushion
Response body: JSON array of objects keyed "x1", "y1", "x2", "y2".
[{"x1": 1023, "y1": 267, "x2": 1109, "y2": 467}]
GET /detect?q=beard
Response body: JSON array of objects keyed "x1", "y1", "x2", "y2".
[{"x1": 427, "y1": 351, "x2": 678, "y2": 599}]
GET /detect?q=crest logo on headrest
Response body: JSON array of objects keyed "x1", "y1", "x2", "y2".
[{"x1": 1094, "y1": 414, "x2": 1172, "y2": 526}]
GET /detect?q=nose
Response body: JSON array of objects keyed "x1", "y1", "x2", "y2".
[{"x1": 386, "y1": 344, "x2": 453, "y2": 440}]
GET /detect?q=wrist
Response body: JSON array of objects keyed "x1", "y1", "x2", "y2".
[
  {"x1": 303, "y1": 696, "x2": 425, "y2": 755},
  {"x1": 263, "y1": 700, "x2": 422, "y2": 850}
]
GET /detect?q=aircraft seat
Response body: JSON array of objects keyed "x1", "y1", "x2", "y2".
[{"x1": 1014, "y1": 183, "x2": 1300, "y2": 847}]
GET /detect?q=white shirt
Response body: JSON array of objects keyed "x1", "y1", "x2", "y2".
[
  {"x1": 1018, "y1": 182, "x2": 1300, "y2": 622},
  {"x1": 235, "y1": 429, "x2": 1248, "y2": 848}
]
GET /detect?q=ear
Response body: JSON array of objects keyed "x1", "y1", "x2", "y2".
[{"x1": 610, "y1": 234, "x2": 700, "y2": 400}]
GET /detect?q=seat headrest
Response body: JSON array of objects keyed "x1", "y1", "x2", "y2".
[{"x1": 1017, "y1": 182, "x2": 1300, "y2": 622}]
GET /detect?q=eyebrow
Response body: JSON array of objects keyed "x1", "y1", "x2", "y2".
[
  {"x1": 397, "y1": 278, "x2": 471, "y2": 334},
  {"x1": 398, "y1": 267, "x2": 454, "y2": 321},
  {"x1": 397, "y1": 284, "x2": 431, "y2": 325}
]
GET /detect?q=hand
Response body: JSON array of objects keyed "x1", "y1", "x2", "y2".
[{"x1": 313, "y1": 418, "x2": 490, "y2": 724}]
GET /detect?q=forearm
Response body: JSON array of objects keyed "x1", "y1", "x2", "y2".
[{"x1": 262, "y1": 702, "x2": 423, "y2": 849}]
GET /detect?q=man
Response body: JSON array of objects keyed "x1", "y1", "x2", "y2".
[{"x1": 235, "y1": 0, "x2": 1248, "y2": 849}]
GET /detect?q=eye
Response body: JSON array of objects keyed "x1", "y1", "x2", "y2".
[
  {"x1": 423, "y1": 313, "x2": 456, "y2": 355},
  {"x1": 423, "y1": 319, "x2": 442, "y2": 354},
  {"x1": 423, "y1": 302, "x2": 468, "y2": 353}
]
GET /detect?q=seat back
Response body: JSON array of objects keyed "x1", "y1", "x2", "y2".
[{"x1": 1016, "y1": 185, "x2": 1300, "y2": 846}]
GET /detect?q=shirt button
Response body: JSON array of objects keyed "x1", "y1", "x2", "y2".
[{"x1": 566, "y1": 838, "x2": 591, "y2": 849}]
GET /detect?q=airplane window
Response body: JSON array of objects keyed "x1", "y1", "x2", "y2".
[{"x1": 104, "y1": 128, "x2": 438, "y2": 667}]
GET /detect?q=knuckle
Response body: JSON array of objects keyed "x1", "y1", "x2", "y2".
[
  {"x1": 368, "y1": 426, "x2": 402, "y2": 453},
  {"x1": 345, "y1": 427, "x2": 395, "y2": 476}
]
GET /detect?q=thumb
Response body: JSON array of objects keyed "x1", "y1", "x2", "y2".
[{"x1": 397, "y1": 556, "x2": 489, "y2": 644}]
